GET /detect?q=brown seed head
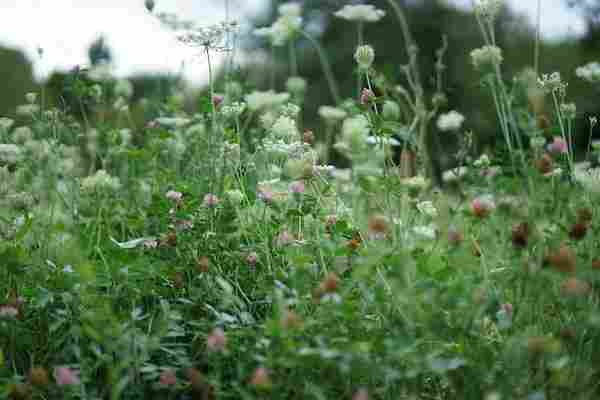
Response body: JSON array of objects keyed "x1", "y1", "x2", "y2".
[
  {"x1": 29, "y1": 367, "x2": 49, "y2": 387},
  {"x1": 511, "y1": 222, "x2": 530, "y2": 248},
  {"x1": 545, "y1": 244, "x2": 577, "y2": 273}
]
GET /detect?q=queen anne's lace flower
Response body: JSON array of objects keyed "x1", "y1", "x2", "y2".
[
  {"x1": 318, "y1": 106, "x2": 347, "y2": 122},
  {"x1": 470, "y1": 45, "x2": 503, "y2": 70},
  {"x1": 81, "y1": 170, "x2": 121, "y2": 193},
  {"x1": 245, "y1": 91, "x2": 290, "y2": 111},
  {"x1": 437, "y1": 111, "x2": 465, "y2": 132},
  {"x1": 334, "y1": 5, "x2": 386, "y2": 23},
  {"x1": 474, "y1": 0, "x2": 503, "y2": 21},
  {"x1": 576, "y1": 62, "x2": 600, "y2": 83},
  {"x1": 270, "y1": 115, "x2": 299, "y2": 141}
]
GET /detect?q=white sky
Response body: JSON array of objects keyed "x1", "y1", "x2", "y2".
[{"x1": 0, "y1": 0, "x2": 585, "y2": 85}]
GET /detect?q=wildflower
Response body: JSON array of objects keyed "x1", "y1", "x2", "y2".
[
  {"x1": 80, "y1": 170, "x2": 121, "y2": 193},
  {"x1": 143, "y1": 239, "x2": 158, "y2": 249},
  {"x1": 575, "y1": 61, "x2": 600, "y2": 83},
  {"x1": 54, "y1": 367, "x2": 80, "y2": 386},
  {"x1": 548, "y1": 137, "x2": 568, "y2": 155},
  {"x1": 159, "y1": 369, "x2": 177, "y2": 386},
  {"x1": 289, "y1": 180, "x2": 305, "y2": 194},
  {"x1": 249, "y1": 367, "x2": 271, "y2": 388},
  {"x1": 413, "y1": 224, "x2": 437, "y2": 240},
  {"x1": 245, "y1": 90, "x2": 290, "y2": 111},
  {"x1": 334, "y1": 5, "x2": 386, "y2": 22},
  {"x1": 280, "y1": 103, "x2": 301, "y2": 118},
  {"x1": 530, "y1": 136, "x2": 547, "y2": 150},
  {"x1": 285, "y1": 77, "x2": 306, "y2": 97},
  {"x1": 246, "y1": 252, "x2": 258, "y2": 266},
  {"x1": 560, "y1": 102, "x2": 577, "y2": 120},
  {"x1": 538, "y1": 72, "x2": 565, "y2": 92},
  {"x1": 0, "y1": 144, "x2": 22, "y2": 165},
  {"x1": 221, "y1": 102, "x2": 246, "y2": 120},
  {"x1": 258, "y1": 188, "x2": 274, "y2": 203},
  {"x1": 212, "y1": 94, "x2": 225, "y2": 109},
  {"x1": 29, "y1": 367, "x2": 50, "y2": 387},
  {"x1": 382, "y1": 100, "x2": 401, "y2": 121},
  {"x1": 166, "y1": 190, "x2": 183, "y2": 203},
  {"x1": 254, "y1": 14, "x2": 302, "y2": 46},
  {"x1": 281, "y1": 309, "x2": 303, "y2": 330},
  {"x1": 545, "y1": 244, "x2": 576, "y2": 273},
  {"x1": 303, "y1": 130, "x2": 315, "y2": 145},
  {"x1": 474, "y1": 0, "x2": 504, "y2": 21},
  {"x1": 471, "y1": 195, "x2": 496, "y2": 218},
  {"x1": 437, "y1": 110, "x2": 465, "y2": 132},
  {"x1": 473, "y1": 154, "x2": 491, "y2": 168},
  {"x1": 276, "y1": 230, "x2": 294, "y2": 247},
  {"x1": 225, "y1": 189, "x2": 244, "y2": 205},
  {"x1": 320, "y1": 272, "x2": 339, "y2": 293},
  {"x1": 560, "y1": 277, "x2": 591, "y2": 297},
  {"x1": 0, "y1": 117, "x2": 15, "y2": 131},
  {"x1": 360, "y1": 88, "x2": 375, "y2": 105},
  {"x1": 203, "y1": 193, "x2": 219, "y2": 208},
  {"x1": 511, "y1": 222, "x2": 530, "y2": 248},
  {"x1": 368, "y1": 214, "x2": 389, "y2": 239},
  {"x1": 318, "y1": 106, "x2": 347, "y2": 123},
  {"x1": 447, "y1": 225, "x2": 464, "y2": 245},
  {"x1": 353, "y1": 388, "x2": 370, "y2": 400},
  {"x1": 417, "y1": 201, "x2": 438, "y2": 217},
  {"x1": 206, "y1": 327, "x2": 226, "y2": 352},
  {"x1": 0, "y1": 304, "x2": 18, "y2": 319},
  {"x1": 568, "y1": 222, "x2": 588, "y2": 241},
  {"x1": 354, "y1": 45, "x2": 375, "y2": 70},
  {"x1": 470, "y1": 45, "x2": 503, "y2": 70},
  {"x1": 270, "y1": 115, "x2": 298, "y2": 141},
  {"x1": 534, "y1": 153, "x2": 553, "y2": 174}
]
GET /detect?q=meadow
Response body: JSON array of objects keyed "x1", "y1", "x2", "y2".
[{"x1": 1, "y1": 1, "x2": 600, "y2": 399}]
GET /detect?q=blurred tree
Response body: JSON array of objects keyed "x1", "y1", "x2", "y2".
[{"x1": 0, "y1": 46, "x2": 36, "y2": 118}]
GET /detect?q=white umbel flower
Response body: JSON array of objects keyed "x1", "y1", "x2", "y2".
[
  {"x1": 286, "y1": 76, "x2": 307, "y2": 94},
  {"x1": 334, "y1": 5, "x2": 386, "y2": 22},
  {"x1": 470, "y1": 45, "x2": 503, "y2": 70},
  {"x1": 474, "y1": 0, "x2": 503, "y2": 21},
  {"x1": 318, "y1": 106, "x2": 347, "y2": 122},
  {"x1": 437, "y1": 110, "x2": 465, "y2": 132},
  {"x1": 270, "y1": 115, "x2": 299, "y2": 140},
  {"x1": 538, "y1": 72, "x2": 565, "y2": 92},
  {"x1": 575, "y1": 62, "x2": 600, "y2": 83},
  {"x1": 81, "y1": 170, "x2": 121, "y2": 193},
  {"x1": 245, "y1": 91, "x2": 291, "y2": 111},
  {"x1": 354, "y1": 45, "x2": 375, "y2": 70}
]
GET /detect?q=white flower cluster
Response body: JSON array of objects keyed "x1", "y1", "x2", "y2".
[
  {"x1": 254, "y1": 2, "x2": 303, "y2": 47},
  {"x1": 538, "y1": 72, "x2": 566, "y2": 92},
  {"x1": 575, "y1": 62, "x2": 600, "y2": 83},
  {"x1": 437, "y1": 110, "x2": 465, "y2": 132},
  {"x1": 260, "y1": 138, "x2": 308, "y2": 159},
  {"x1": 245, "y1": 91, "x2": 291, "y2": 112},
  {"x1": 270, "y1": 115, "x2": 299, "y2": 141},
  {"x1": 220, "y1": 102, "x2": 246, "y2": 120},
  {"x1": 279, "y1": 103, "x2": 301, "y2": 118},
  {"x1": 81, "y1": 170, "x2": 121, "y2": 193},
  {"x1": 0, "y1": 143, "x2": 22, "y2": 165},
  {"x1": 334, "y1": 5, "x2": 385, "y2": 23},
  {"x1": 286, "y1": 76, "x2": 307, "y2": 94},
  {"x1": 470, "y1": 45, "x2": 503, "y2": 70},
  {"x1": 155, "y1": 117, "x2": 191, "y2": 128},
  {"x1": 318, "y1": 106, "x2": 347, "y2": 123},
  {"x1": 474, "y1": 0, "x2": 503, "y2": 21},
  {"x1": 0, "y1": 117, "x2": 14, "y2": 131}
]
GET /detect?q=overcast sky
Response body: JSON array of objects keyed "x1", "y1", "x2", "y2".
[{"x1": 0, "y1": 0, "x2": 585, "y2": 85}]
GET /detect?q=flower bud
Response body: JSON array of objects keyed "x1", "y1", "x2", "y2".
[{"x1": 354, "y1": 45, "x2": 375, "y2": 70}]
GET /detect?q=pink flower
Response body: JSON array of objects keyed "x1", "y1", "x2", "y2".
[
  {"x1": 212, "y1": 94, "x2": 225, "y2": 109},
  {"x1": 353, "y1": 388, "x2": 369, "y2": 400},
  {"x1": 501, "y1": 303, "x2": 513, "y2": 318},
  {"x1": 166, "y1": 190, "x2": 183, "y2": 203},
  {"x1": 203, "y1": 193, "x2": 219, "y2": 208},
  {"x1": 206, "y1": 327, "x2": 226, "y2": 352},
  {"x1": 249, "y1": 367, "x2": 271, "y2": 388},
  {"x1": 276, "y1": 230, "x2": 294, "y2": 247},
  {"x1": 548, "y1": 137, "x2": 568, "y2": 154},
  {"x1": 246, "y1": 252, "x2": 258, "y2": 266},
  {"x1": 159, "y1": 369, "x2": 177, "y2": 386},
  {"x1": 258, "y1": 189, "x2": 274, "y2": 204},
  {"x1": 471, "y1": 195, "x2": 496, "y2": 218},
  {"x1": 360, "y1": 88, "x2": 375, "y2": 105},
  {"x1": 54, "y1": 367, "x2": 80, "y2": 386},
  {"x1": 289, "y1": 181, "x2": 305, "y2": 195}
]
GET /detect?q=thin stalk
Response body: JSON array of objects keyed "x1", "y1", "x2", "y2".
[
  {"x1": 289, "y1": 41, "x2": 298, "y2": 76},
  {"x1": 300, "y1": 30, "x2": 341, "y2": 104}
]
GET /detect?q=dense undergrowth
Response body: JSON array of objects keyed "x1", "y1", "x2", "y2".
[{"x1": 1, "y1": 1, "x2": 600, "y2": 399}]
